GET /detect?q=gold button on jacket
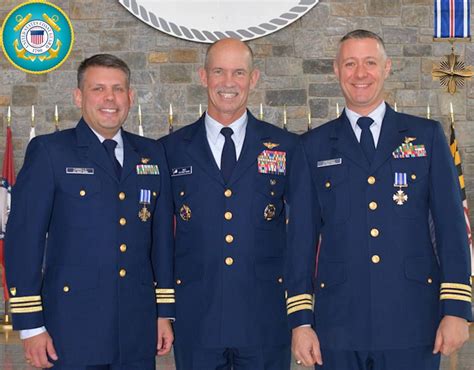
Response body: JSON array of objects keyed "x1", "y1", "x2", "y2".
[{"x1": 371, "y1": 255, "x2": 381, "y2": 264}]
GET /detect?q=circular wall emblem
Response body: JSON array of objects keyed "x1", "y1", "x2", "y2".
[
  {"x1": 119, "y1": 0, "x2": 319, "y2": 43},
  {"x1": 1, "y1": 1, "x2": 74, "y2": 74}
]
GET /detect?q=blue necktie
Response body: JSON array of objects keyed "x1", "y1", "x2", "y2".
[
  {"x1": 220, "y1": 127, "x2": 236, "y2": 183},
  {"x1": 103, "y1": 139, "x2": 122, "y2": 179},
  {"x1": 357, "y1": 117, "x2": 375, "y2": 164}
]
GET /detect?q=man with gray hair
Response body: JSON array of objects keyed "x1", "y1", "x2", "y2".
[
  {"x1": 286, "y1": 29, "x2": 471, "y2": 370},
  {"x1": 160, "y1": 38, "x2": 302, "y2": 369}
]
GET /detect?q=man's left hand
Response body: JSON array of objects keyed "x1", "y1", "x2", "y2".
[
  {"x1": 157, "y1": 318, "x2": 174, "y2": 356},
  {"x1": 433, "y1": 315, "x2": 469, "y2": 356}
]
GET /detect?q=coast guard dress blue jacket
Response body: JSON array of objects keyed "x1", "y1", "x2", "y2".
[
  {"x1": 286, "y1": 106, "x2": 472, "y2": 350},
  {"x1": 5, "y1": 119, "x2": 175, "y2": 366},
  {"x1": 160, "y1": 112, "x2": 302, "y2": 349}
]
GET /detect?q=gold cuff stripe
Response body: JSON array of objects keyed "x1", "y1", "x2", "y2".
[
  {"x1": 286, "y1": 294, "x2": 313, "y2": 305},
  {"x1": 440, "y1": 294, "x2": 472, "y2": 303},
  {"x1": 10, "y1": 296, "x2": 41, "y2": 303},
  {"x1": 287, "y1": 299, "x2": 313, "y2": 310},
  {"x1": 10, "y1": 302, "x2": 43, "y2": 308},
  {"x1": 440, "y1": 288, "x2": 472, "y2": 296},
  {"x1": 287, "y1": 303, "x2": 313, "y2": 315},
  {"x1": 440, "y1": 283, "x2": 471, "y2": 292},
  {"x1": 11, "y1": 306, "x2": 43, "y2": 314},
  {"x1": 156, "y1": 294, "x2": 175, "y2": 298},
  {"x1": 156, "y1": 298, "x2": 175, "y2": 303},
  {"x1": 156, "y1": 289, "x2": 175, "y2": 294}
]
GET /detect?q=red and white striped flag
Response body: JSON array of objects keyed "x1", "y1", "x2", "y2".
[{"x1": 0, "y1": 126, "x2": 16, "y2": 301}]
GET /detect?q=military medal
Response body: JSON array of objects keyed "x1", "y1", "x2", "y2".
[
  {"x1": 136, "y1": 164, "x2": 159, "y2": 175},
  {"x1": 393, "y1": 172, "x2": 408, "y2": 205},
  {"x1": 138, "y1": 189, "x2": 151, "y2": 222},
  {"x1": 392, "y1": 137, "x2": 427, "y2": 159},
  {"x1": 180, "y1": 204, "x2": 192, "y2": 221},
  {"x1": 258, "y1": 150, "x2": 286, "y2": 175},
  {"x1": 264, "y1": 204, "x2": 276, "y2": 221}
]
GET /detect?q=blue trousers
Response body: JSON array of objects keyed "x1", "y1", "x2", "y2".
[
  {"x1": 316, "y1": 346, "x2": 440, "y2": 370},
  {"x1": 174, "y1": 344, "x2": 291, "y2": 370},
  {"x1": 42, "y1": 357, "x2": 155, "y2": 370}
]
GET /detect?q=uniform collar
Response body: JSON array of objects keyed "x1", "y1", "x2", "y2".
[
  {"x1": 204, "y1": 111, "x2": 248, "y2": 145},
  {"x1": 345, "y1": 101, "x2": 386, "y2": 132}
]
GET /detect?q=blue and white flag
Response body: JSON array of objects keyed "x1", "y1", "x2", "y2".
[{"x1": 435, "y1": 0, "x2": 471, "y2": 39}]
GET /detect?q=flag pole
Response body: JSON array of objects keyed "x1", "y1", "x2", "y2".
[{"x1": 0, "y1": 108, "x2": 14, "y2": 332}]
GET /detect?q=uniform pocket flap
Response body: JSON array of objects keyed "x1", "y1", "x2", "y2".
[
  {"x1": 405, "y1": 256, "x2": 439, "y2": 284},
  {"x1": 59, "y1": 177, "x2": 101, "y2": 198},
  {"x1": 255, "y1": 175, "x2": 286, "y2": 197},
  {"x1": 315, "y1": 165, "x2": 348, "y2": 190},
  {"x1": 174, "y1": 254, "x2": 203, "y2": 286},
  {"x1": 255, "y1": 257, "x2": 284, "y2": 281},
  {"x1": 316, "y1": 261, "x2": 347, "y2": 290},
  {"x1": 46, "y1": 265, "x2": 99, "y2": 292},
  {"x1": 391, "y1": 158, "x2": 429, "y2": 184}
]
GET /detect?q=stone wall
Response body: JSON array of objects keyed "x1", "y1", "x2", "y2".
[{"x1": 1, "y1": 0, "x2": 474, "y2": 218}]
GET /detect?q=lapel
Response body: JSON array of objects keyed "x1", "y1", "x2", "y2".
[
  {"x1": 75, "y1": 119, "x2": 118, "y2": 182},
  {"x1": 331, "y1": 111, "x2": 370, "y2": 172},
  {"x1": 185, "y1": 117, "x2": 225, "y2": 186},
  {"x1": 370, "y1": 105, "x2": 409, "y2": 173},
  {"x1": 121, "y1": 131, "x2": 141, "y2": 182},
  {"x1": 228, "y1": 112, "x2": 270, "y2": 186}
]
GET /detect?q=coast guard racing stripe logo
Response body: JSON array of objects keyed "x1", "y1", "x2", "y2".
[{"x1": 1, "y1": 1, "x2": 74, "y2": 74}]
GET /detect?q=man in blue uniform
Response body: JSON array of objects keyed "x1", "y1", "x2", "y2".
[
  {"x1": 5, "y1": 54, "x2": 175, "y2": 369},
  {"x1": 287, "y1": 30, "x2": 472, "y2": 369},
  {"x1": 160, "y1": 38, "x2": 300, "y2": 369}
]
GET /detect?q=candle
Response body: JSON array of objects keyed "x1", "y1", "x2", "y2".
[
  {"x1": 283, "y1": 105, "x2": 287, "y2": 125},
  {"x1": 31, "y1": 105, "x2": 35, "y2": 125},
  {"x1": 426, "y1": 105, "x2": 430, "y2": 119},
  {"x1": 259, "y1": 103, "x2": 263, "y2": 120},
  {"x1": 336, "y1": 102, "x2": 340, "y2": 118},
  {"x1": 138, "y1": 104, "x2": 142, "y2": 126},
  {"x1": 54, "y1": 105, "x2": 59, "y2": 123},
  {"x1": 307, "y1": 111, "x2": 311, "y2": 131},
  {"x1": 394, "y1": 102, "x2": 398, "y2": 112},
  {"x1": 450, "y1": 102, "x2": 454, "y2": 123},
  {"x1": 7, "y1": 105, "x2": 11, "y2": 125},
  {"x1": 168, "y1": 103, "x2": 174, "y2": 133},
  {"x1": 199, "y1": 103, "x2": 203, "y2": 117}
]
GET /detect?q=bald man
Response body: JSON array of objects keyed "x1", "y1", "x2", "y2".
[{"x1": 160, "y1": 39, "x2": 303, "y2": 370}]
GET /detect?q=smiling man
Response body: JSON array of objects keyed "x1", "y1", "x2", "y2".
[
  {"x1": 286, "y1": 29, "x2": 472, "y2": 370},
  {"x1": 160, "y1": 38, "x2": 302, "y2": 370},
  {"x1": 5, "y1": 54, "x2": 175, "y2": 370}
]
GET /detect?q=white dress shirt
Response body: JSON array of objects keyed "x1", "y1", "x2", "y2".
[
  {"x1": 344, "y1": 101, "x2": 386, "y2": 148},
  {"x1": 205, "y1": 111, "x2": 247, "y2": 169}
]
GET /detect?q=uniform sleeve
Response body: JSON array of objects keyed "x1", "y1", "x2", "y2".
[
  {"x1": 5, "y1": 138, "x2": 55, "y2": 330},
  {"x1": 285, "y1": 137, "x2": 320, "y2": 329},
  {"x1": 152, "y1": 141, "x2": 175, "y2": 318},
  {"x1": 429, "y1": 122, "x2": 472, "y2": 321}
]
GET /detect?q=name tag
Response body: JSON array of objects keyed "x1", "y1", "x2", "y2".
[
  {"x1": 171, "y1": 166, "x2": 192, "y2": 177},
  {"x1": 66, "y1": 167, "x2": 94, "y2": 175},
  {"x1": 317, "y1": 158, "x2": 342, "y2": 168}
]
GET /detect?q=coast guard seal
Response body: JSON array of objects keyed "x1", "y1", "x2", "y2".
[{"x1": 1, "y1": 1, "x2": 74, "y2": 74}]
